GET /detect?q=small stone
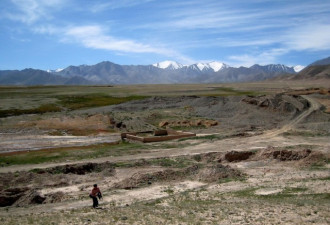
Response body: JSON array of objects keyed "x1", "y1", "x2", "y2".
[{"x1": 121, "y1": 216, "x2": 128, "y2": 220}]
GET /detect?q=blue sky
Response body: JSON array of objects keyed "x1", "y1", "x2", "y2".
[{"x1": 1, "y1": 0, "x2": 330, "y2": 70}]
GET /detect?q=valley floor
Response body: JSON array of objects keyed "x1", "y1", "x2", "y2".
[{"x1": 0, "y1": 85, "x2": 329, "y2": 224}]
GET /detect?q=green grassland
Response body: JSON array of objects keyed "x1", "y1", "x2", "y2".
[
  {"x1": 0, "y1": 140, "x2": 198, "y2": 167},
  {"x1": 0, "y1": 142, "x2": 148, "y2": 167},
  {"x1": 0, "y1": 84, "x2": 264, "y2": 113},
  {"x1": 2, "y1": 80, "x2": 326, "y2": 117}
]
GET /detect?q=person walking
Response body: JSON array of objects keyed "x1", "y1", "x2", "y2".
[{"x1": 89, "y1": 184, "x2": 102, "y2": 208}]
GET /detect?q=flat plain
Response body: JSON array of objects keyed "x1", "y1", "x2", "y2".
[{"x1": 0, "y1": 80, "x2": 329, "y2": 224}]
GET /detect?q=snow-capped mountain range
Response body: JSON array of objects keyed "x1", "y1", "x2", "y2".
[
  {"x1": 2, "y1": 58, "x2": 323, "y2": 85},
  {"x1": 153, "y1": 60, "x2": 304, "y2": 73},
  {"x1": 45, "y1": 60, "x2": 302, "y2": 84},
  {"x1": 152, "y1": 61, "x2": 229, "y2": 72}
]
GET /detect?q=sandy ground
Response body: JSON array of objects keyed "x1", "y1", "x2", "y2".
[{"x1": 0, "y1": 133, "x2": 120, "y2": 153}]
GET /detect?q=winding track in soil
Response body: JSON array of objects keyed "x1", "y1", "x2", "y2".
[{"x1": 261, "y1": 95, "x2": 322, "y2": 137}]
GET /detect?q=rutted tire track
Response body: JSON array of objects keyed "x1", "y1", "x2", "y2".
[{"x1": 261, "y1": 95, "x2": 322, "y2": 137}]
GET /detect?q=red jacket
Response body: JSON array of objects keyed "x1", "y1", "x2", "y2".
[{"x1": 90, "y1": 187, "x2": 101, "y2": 197}]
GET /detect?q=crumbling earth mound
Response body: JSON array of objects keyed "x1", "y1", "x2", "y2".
[
  {"x1": 257, "y1": 148, "x2": 312, "y2": 161},
  {"x1": 0, "y1": 187, "x2": 65, "y2": 207},
  {"x1": 197, "y1": 164, "x2": 243, "y2": 182},
  {"x1": 0, "y1": 187, "x2": 29, "y2": 207},
  {"x1": 41, "y1": 162, "x2": 115, "y2": 175},
  {"x1": 242, "y1": 94, "x2": 308, "y2": 113},
  {"x1": 224, "y1": 151, "x2": 255, "y2": 162}
]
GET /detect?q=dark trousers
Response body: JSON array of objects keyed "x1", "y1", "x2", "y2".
[{"x1": 90, "y1": 195, "x2": 98, "y2": 208}]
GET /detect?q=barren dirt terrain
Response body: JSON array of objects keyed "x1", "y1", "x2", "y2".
[{"x1": 0, "y1": 82, "x2": 329, "y2": 224}]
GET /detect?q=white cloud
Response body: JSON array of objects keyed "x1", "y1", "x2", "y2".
[
  {"x1": 284, "y1": 24, "x2": 330, "y2": 51},
  {"x1": 160, "y1": 0, "x2": 330, "y2": 32},
  {"x1": 63, "y1": 25, "x2": 162, "y2": 53},
  {"x1": 3, "y1": 0, "x2": 329, "y2": 66},
  {"x1": 61, "y1": 25, "x2": 194, "y2": 63},
  {"x1": 228, "y1": 48, "x2": 289, "y2": 67},
  {"x1": 228, "y1": 23, "x2": 330, "y2": 67},
  {"x1": 90, "y1": 0, "x2": 154, "y2": 13},
  {"x1": 6, "y1": 0, "x2": 64, "y2": 24}
]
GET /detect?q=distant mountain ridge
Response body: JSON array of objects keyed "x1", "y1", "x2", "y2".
[
  {"x1": 152, "y1": 61, "x2": 229, "y2": 72},
  {"x1": 310, "y1": 56, "x2": 330, "y2": 66},
  {"x1": 52, "y1": 61, "x2": 296, "y2": 84},
  {"x1": 271, "y1": 56, "x2": 330, "y2": 81},
  {"x1": 1, "y1": 58, "x2": 327, "y2": 85},
  {"x1": 0, "y1": 69, "x2": 90, "y2": 85}
]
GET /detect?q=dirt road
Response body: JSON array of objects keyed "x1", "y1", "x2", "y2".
[{"x1": 262, "y1": 95, "x2": 322, "y2": 137}]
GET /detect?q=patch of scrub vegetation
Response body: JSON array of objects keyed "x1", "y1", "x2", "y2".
[
  {"x1": 282, "y1": 130, "x2": 330, "y2": 137},
  {"x1": 309, "y1": 160, "x2": 329, "y2": 171},
  {"x1": 230, "y1": 186, "x2": 329, "y2": 202},
  {"x1": 112, "y1": 156, "x2": 195, "y2": 169},
  {"x1": 204, "y1": 87, "x2": 262, "y2": 97},
  {"x1": 149, "y1": 157, "x2": 193, "y2": 168},
  {"x1": 57, "y1": 94, "x2": 146, "y2": 110},
  {"x1": 0, "y1": 142, "x2": 149, "y2": 167},
  {"x1": 218, "y1": 176, "x2": 246, "y2": 184},
  {"x1": 0, "y1": 104, "x2": 62, "y2": 118},
  {"x1": 0, "y1": 91, "x2": 147, "y2": 117},
  {"x1": 313, "y1": 176, "x2": 330, "y2": 181}
]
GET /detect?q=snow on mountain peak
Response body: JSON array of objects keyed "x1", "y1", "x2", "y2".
[
  {"x1": 196, "y1": 63, "x2": 208, "y2": 71},
  {"x1": 208, "y1": 61, "x2": 227, "y2": 72},
  {"x1": 47, "y1": 68, "x2": 64, "y2": 73},
  {"x1": 293, "y1": 65, "x2": 305, "y2": 72},
  {"x1": 152, "y1": 61, "x2": 183, "y2": 69},
  {"x1": 193, "y1": 61, "x2": 228, "y2": 72},
  {"x1": 153, "y1": 60, "x2": 228, "y2": 72}
]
